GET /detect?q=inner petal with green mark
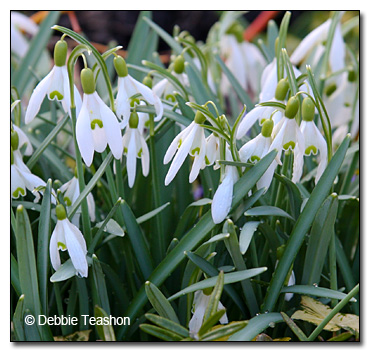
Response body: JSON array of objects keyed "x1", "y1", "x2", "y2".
[
  {"x1": 283, "y1": 141, "x2": 295, "y2": 150},
  {"x1": 13, "y1": 187, "x2": 26, "y2": 198},
  {"x1": 49, "y1": 90, "x2": 64, "y2": 101},
  {"x1": 305, "y1": 145, "x2": 318, "y2": 155},
  {"x1": 178, "y1": 139, "x2": 182, "y2": 148},
  {"x1": 191, "y1": 147, "x2": 200, "y2": 156},
  {"x1": 138, "y1": 148, "x2": 143, "y2": 157},
  {"x1": 57, "y1": 242, "x2": 67, "y2": 251},
  {"x1": 91, "y1": 119, "x2": 103, "y2": 130},
  {"x1": 205, "y1": 155, "x2": 210, "y2": 165},
  {"x1": 124, "y1": 147, "x2": 128, "y2": 154},
  {"x1": 250, "y1": 155, "x2": 260, "y2": 163}
]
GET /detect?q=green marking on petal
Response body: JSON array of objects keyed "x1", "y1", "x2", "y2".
[
  {"x1": 191, "y1": 147, "x2": 200, "y2": 156},
  {"x1": 57, "y1": 242, "x2": 67, "y2": 251},
  {"x1": 250, "y1": 155, "x2": 261, "y2": 163},
  {"x1": 305, "y1": 145, "x2": 318, "y2": 155},
  {"x1": 260, "y1": 118, "x2": 266, "y2": 125},
  {"x1": 178, "y1": 139, "x2": 182, "y2": 148},
  {"x1": 49, "y1": 90, "x2": 64, "y2": 101},
  {"x1": 344, "y1": 103, "x2": 351, "y2": 107},
  {"x1": 64, "y1": 197, "x2": 72, "y2": 206},
  {"x1": 124, "y1": 147, "x2": 128, "y2": 154},
  {"x1": 91, "y1": 119, "x2": 103, "y2": 130},
  {"x1": 283, "y1": 141, "x2": 295, "y2": 150},
  {"x1": 205, "y1": 155, "x2": 210, "y2": 165},
  {"x1": 138, "y1": 148, "x2": 143, "y2": 157},
  {"x1": 13, "y1": 187, "x2": 26, "y2": 198}
]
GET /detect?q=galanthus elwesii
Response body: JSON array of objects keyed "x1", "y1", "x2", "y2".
[
  {"x1": 25, "y1": 38, "x2": 82, "y2": 124},
  {"x1": 122, "y1": 111, "x2": 150, "y2": 188},
  {"x1": 114, "y1": 56, "x2": 163, "y2": 128},
  {"x1": 59, "y1": 168, "x2": 96, "y2": 226},
  {"x1": 76, "y1": 68, "x2": 123, "y2": 167},
  {"x1": 211, "y1": 148, "x2": 239, "y2": 224},
  {"x1": 239, "y1": 119, "x2": 277, "y2": 192},
  {"x1": 268, "y1": 96, "x2": 305, "y2": 183},
  {"x1": 11, "y1": 129, "x2": 46, "y2": 202},
  {"x1": 299, "y1": 97, "x2": 328, "y2": 183},
  {"x1": 49, "y1": 204, "x2": 88, "y2": 278},
  {"x1": 188, "y1": 289, "x2": 228, "y2": 339},
  {"x1": 163, "y1": 111, "x2": 207, "y2": 186}
]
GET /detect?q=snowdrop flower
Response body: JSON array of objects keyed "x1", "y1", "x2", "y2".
[
  {"x1": 60, "y1": 169, "x2": 96, "y2": 226},
  {"x1": 299, "y1": 97, "x2": 328, "y2": 183},
  {"x1": 76, "y1": 68, "x2": 123, "y2": 167},
  {"x1": 11, "y1": 130, "x2": 46, "y2": 202},
  {"x1": 11, "y1": 11, "x2": 38, "y2": 58},
  {"x1": 114, "y1": 56, "x2": 163, "y2": 128},
  {"x1": 25, "y1": 39, "x2": 82, "y2": 124},
  {"x1": 239, "y1": 119, "x2": 277, "y2": 191},
  {"x1": 268, "y1": 96, "x2": 304, "y2": 183},
  {"x1": 203, "y1": 133, "x2": 221, "y2": 169},
  {"x1": 50, "y1": 204, "x2": 88, "y2": 278},
  {"x1": 122, "y1": 111, "x2": 150, "y2": 188},
  {"x1": 12, "y1": 125, "x2": 33, "y2": 156},
  {"x1": 163, "y1": 111, "x2": 207, "y2": 186},
  {"x1": 189, "y1": 289, "x2": 228, "y2": 339},
  {"x1": 236, "y1": 78, "x2": 291, "y2": 140},
  {"x1": 211, "y1": 148, "x2": 239, "y2": 224}
]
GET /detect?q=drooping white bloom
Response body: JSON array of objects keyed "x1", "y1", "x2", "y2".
[
  {"x1": 60, "y1": 174, "x2": 96, "y2": 226},
  {"x1": 12, "y1": 125, "x2": 33, "y2": 156},
  {"x1": 203, "y1": 133, "x2": 220, "y2": 170},
  {"x1": 76, "y1": 91, "x2": 123, "y2": 167},
  {"x1": 11, "y1": 12, "x2": 38, "y2": 58},
  {"x1": 50, "y1": 204, "x2": 88, "y2": 278},
  {"x1": 211, "y1": 148, "x2": 239, "y2": 224},
  {"x1": 11, "y1": 149, "x2": 46, "y2": 202},
  {"x1": 25, "y1": 39, "x2": 82, "y2": 124},
  {"x1": 300, "y1": 120, "x2": 328, "y2": 183},
  {"x1": 122, "y1": 112, "x2": 150, "y2": 188},
  {"x1": 239, "y1": 120, "x2": 277, "y2": 191},
  {"x1": 189, "y1": 290, "x2": 228, "y2": 339},
  {"x1": 114, "y1": 56, "x2": 163, "y2": 128},
  {"x1": 163, "y1": 120, "x2": 207, "y2": 186}
]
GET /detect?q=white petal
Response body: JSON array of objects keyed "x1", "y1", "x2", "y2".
[
  {"x1": 139, "y1": 132, "x2": 150, "y2": 177},
  {"x1": 76, "y1": 95, "x2": 95, "y2": 166},
  {"x1": 257, "y1": 160, "x2": 277, "y2": 191},
  {"x1": 329, "y1": 23, "x2": 345, "y2": 73},
  {"x1": 13, "y1": 125, "x2": 33, "y2": 155},
  {"x1": 126, "y1": 130, "x2": 138, "y2": 188},
  {"x1": 217, "y1": 301, "x2": 229, "y2": 324},
  {"x1": 115, "y1": 78, "x2": 131, "y2": 128},
  {"x1": 236, "y1": 107, "x2": 262, "y2": 139},
  {"x1": 49, "y1": 222, "x2": 63, "y2": 271},
  {"x1": 25, "y1": 68, "x2": 53, "y2": 124},
  {"x1": 62, "y1": 220, "x2": 88, "y2": 278},
  {"x1": 99, "y1": 98, "x2": 123, "y2": 159},
  {"x1": 11, "y1": 164, "x2": 26, "y2": 198},
  {"x1": 87, "y1": 193, "x2": 96, "y2": 222},
  {"x1": 211, "y1": 170, "x2": 234, "y2": 224}
]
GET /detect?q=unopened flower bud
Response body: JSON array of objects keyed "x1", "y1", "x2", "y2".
[
  {"x1": 284, "y1": 96, "x2": 299, "y2": 119},
  {"x1": 113, "y1": 56, "x2": 128, "y2": 77},
  {"x1": 302, "y1": 97, "x2": 315, "y2": 121},
  {"x1": 81, "y1": 68, "x2": 96, "y2": 95},
  {"x1": 173, "y1": 55, "x2": 185, "y2": 74},
  {"x1": 129, "y1": 111, "x2": 139, "y2": 129},
  {"x1": 56, "y1": 204, "x2": 67, "y2": 221},
  {"x1": 261, "y1": 119, "x2": 274, "y2": 138},
  {"x1": 275, "y1": 78, "x2": 289, "y2": 101},
  {"x1": 54, "y1": 39, "x2": 68, "y2": 67}
]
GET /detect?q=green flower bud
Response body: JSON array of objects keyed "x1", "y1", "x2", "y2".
[
  {"x1": 56, "y1": 204, "x2": 67, "y2": 221},
  {"x1": 276, "y1": 244, "x2": 286, "y2": 261},
  {"x1": 261, "y1": 119, "x2": 274, "y2": 138},
  {"x1": 173, "y1": 55, "x2": 185, "y2": 74},
  {"x1": 54, "y1": 39, "x2": 68, "y2": 67},
  {"x1": 324, "y1": 82, "x2": 337, "y2": 97},
  {"x1": 284, "y1": 96, "x2": 299, "y2": 119},
  {"x1": 275, "y1": 78, "x2": 289, "y2": 101},
  {"x1": 113, "y1": 56, "x2": 128, "y2": 77},
  {"x1": 302, "y1": 97, "x2": 315, "y2": 122},
  {"x1": 11, "y1": 130, "x2": 19, "y2": 151},
  {"x1": 142, "y1": 75, "x2": 153, "y2": 88},
  {"x1": 348, "y1": 69, "x2": 356, "y2": 82},
  {"x1": 129, "y1": 111, "x2": 139, "y2": 129},
  {"x1": 194, "y1": 110, "x2": 206, "y2": 125},
  {"x1": 80, "y1": 68, "x2": 96, "y2": 95},
  {"x1": 226, "y1": 22, "x2": 244, "y2": 43}
]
